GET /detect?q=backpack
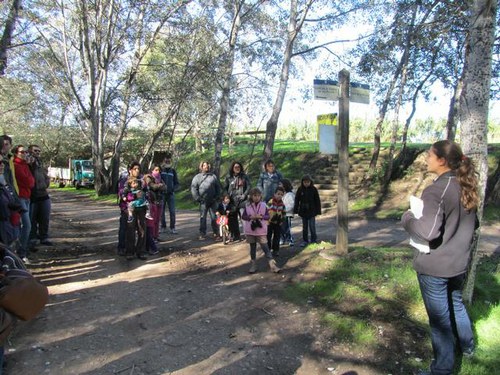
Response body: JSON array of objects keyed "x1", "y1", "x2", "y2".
[{"x1": 0, "y1": 244, "x2": 49, "y2": 321}]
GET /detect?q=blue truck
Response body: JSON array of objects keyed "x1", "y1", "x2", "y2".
[{"x1": 71, "y1": 159, "x2": 94, "y2": 189}]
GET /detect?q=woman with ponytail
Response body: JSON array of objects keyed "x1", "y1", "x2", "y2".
[{"x1": 402, "y1": 140, "x2": 479, "y2": 375}]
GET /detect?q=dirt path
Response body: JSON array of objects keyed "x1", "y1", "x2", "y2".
[{"x1": 4, "y1": 190, "x2": 499, "y2": 375}]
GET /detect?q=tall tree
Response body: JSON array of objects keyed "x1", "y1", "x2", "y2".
[
  {"x1": 262, "y1": 0, "x2": 315, "y2": 162},
  {"x1": 460, "y1": 0, "x2": 497, "y2": 303},
  {"x1": 0, "y1": 0, "x2": 21, "y2": 76},
  {"x1": 28, "y1": 0, "x2": 191, "y2": 194}
]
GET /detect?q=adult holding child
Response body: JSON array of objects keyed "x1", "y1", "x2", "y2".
[
  {"x1": 191, "y1": 161, "x2": 221, "y2": 240},
  {"x1": 224, "y1": 161, "x2": 250, "y2": 241},
  {"x1": 120, "y1": 161, "x2": 147, "y2": 260},
  {"x1": 402, "y1": 140, "x2": 478, "y2": 375}
]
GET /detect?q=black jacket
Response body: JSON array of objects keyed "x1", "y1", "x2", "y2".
[{"x1": 294, "y1": 184, "x2": 321, "y2": 218}]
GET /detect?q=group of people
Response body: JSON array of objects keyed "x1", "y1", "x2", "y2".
[
  {"x1": 0, "y1": 135, "x2": 52, "y2": 264},
  {"x1": 190, "y1": 159, "x2": 322, "y2": 273},
  {"x1": 0, "y1": 135, "x2": 52, "y2": 374},
  {"x1": 117, "y1": 154, "x2": 179, "y2": 260},
  {"x1": 116, "y1": 140, "x2": 479, "y2": 375}
]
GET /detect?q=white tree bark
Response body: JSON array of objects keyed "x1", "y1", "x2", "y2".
[{"x1": 460, "y1": 0, "x2": 497, "y2": 303}]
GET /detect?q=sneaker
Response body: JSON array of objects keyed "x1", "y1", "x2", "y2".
[
  {"x1": 248, "y1": 260, "x2": 257, "y2": 274},
  {"x1": 300, "y1": 241, "x2": 309, "y2": 247},
  {"x1": 126, "y1": 255, "x2": 134, "y2": 260},
  {"x1": 279, "y1": 239, "x2": 284, "y2": 246},
  {"x1": 40, "y1": 240, "x2": 53, "y2": 246},
  {"x1": 198, "y1": 234, "x2": 206, "y2": 240},
  {"x1": 21, "y1": 257, "x2": 31, "y2": 265},
  {"x1": 148, "y1": 250, "x2": 159, "y2": 255},
  {"x1": 463, "y1": 350, "x2": 475, "y2": 359},
  {"x1": 137, "y1": 254, "x2": 147, "y2": 260},
  {"x1": 170, "y1": 228, "x2": 178, "y2": 234},
  {"x1": 161, "y1": 226, "x2": 167, "y2": 233},
  {"x1": 117, "y1": 248, "x2": 126, "y2": 256},
  {"x1": 268, "y1": 259, "x2": 281, "y2": 273},
  {"x1": 289, "y1": 241, "x2": 294, "y2": 247}
]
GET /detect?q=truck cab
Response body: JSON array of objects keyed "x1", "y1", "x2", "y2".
[{"x1": 71, "y1": 159, "x2": 94, "y2": 189}]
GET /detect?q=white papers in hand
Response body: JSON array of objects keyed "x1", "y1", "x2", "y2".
[{"x1": 409, "y1": 196, "x2": 430, "y2": 253}]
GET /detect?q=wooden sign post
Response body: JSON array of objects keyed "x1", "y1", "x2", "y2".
[{"x1": 336, "y1": 69, "x2": 350, "y2": 254}]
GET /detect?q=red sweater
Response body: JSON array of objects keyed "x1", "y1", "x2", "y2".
[{"x1": 13, "y1": 157, "x2": 35, "y2": 199}]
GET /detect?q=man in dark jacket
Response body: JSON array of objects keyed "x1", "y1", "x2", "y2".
[
  {"x1": 28, "y1": 145, "x2": 52, "y2": 247},
  {"x1": 160, "y1": 154, "x2": 179, "y2": 234},
  {"x1": 191, "y1": 161, "x2": 221, "y2": 240}
]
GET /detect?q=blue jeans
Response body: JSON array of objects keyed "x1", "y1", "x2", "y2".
[
  {"x1": 0, "y1": 345, "x2": 3, "y2": 375},
  {"x1": 199, "y1": 201, "x2": 218, "y2": 236},
  {"x1": 30, "y1": 197, "x2": 51, "y2": 242},
  {"x1": 125, "y1": 206, "x2": 146, "y2": 257},
  {"x1": 18, "y1": 198, "x2": 31, "y2": 257},
  {"x1": 161, "y1": 193, "x2": 176, "y2": 229},
  {"x1": 417, "y1": 273, "x2": 474, "y2": 375},
  {"x1": 301, "y1": 216, "x2": 317, "y2": 243},
  {"x1": 117, "y1": 210, "x2": 127, "y2": 253}
]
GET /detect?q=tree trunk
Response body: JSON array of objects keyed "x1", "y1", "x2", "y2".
[
  {"x1": 262, "y1": 0, "x2": 314, "y2": 162},
  {"x1": 460, "y1": 0, "x2": 497, "y2": 304},
  {"x1": 213, "y1": 3, "x2": 242, "y2": 178},
  {"x1": 0, "y1": 0, "x2": 21, "y2": 76},
  {"x1": 445, "y1": 77, "x2": 463, "y2": 142}
]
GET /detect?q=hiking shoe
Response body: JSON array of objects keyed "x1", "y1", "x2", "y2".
[
  {"x1": 463, "y1": 350, "x2": 475, "y2": 359},
  {"x1": 248, "y1": 260, "x2": 257, "y2": 274},
  {"x1": 170, "y1": 228, "x2": 178, "y2": 234},
  {"x1": 268, "y1": 259, "x2": 281, "y2": 273},
  {"x1": 40, "y1": 240, "x2": 53, "y2": 246}
]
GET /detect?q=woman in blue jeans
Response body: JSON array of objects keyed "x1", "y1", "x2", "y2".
[{"x1": 402, "y1": 140, "x2": 479, "y2": 375}]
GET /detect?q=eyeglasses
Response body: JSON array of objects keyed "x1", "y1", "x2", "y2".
[
  {"x1": 18, "y1": 150, "x2": 26, "y2": 154},
  {"x1": 32, "y1": 149, "x2": 41, "y2": 153}
]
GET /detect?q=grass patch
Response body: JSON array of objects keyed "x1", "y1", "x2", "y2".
[
  {"x1": 482, "y1": 204, "x2": 500, "y2": 223},
  {"x1": 284, "y1": 246, "x2": 500, "y2": 374}
]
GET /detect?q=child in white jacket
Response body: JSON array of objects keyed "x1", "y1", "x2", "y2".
[{"x1": 280, "y1": 179, "x2": 295, "y2": 246}]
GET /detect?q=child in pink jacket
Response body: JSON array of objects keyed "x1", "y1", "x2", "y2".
[{"x1": 242, "y1": 188, "x2": 280, "y2": 274}]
